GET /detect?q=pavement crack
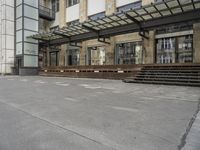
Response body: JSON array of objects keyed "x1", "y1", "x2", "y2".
[
  {"x1": 0, "y1": 100, "x2": 118, "y2": 150},
  {"x1": 178, "y1": 98, "x2": 200, "y2": 150}
]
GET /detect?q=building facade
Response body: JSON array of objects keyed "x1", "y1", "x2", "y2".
[{"x1": 0, "y1": 0, "x2": 200, "y2": 75}]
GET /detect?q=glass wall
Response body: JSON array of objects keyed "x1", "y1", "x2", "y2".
[
  {"x1": 115, "y1": 42, "x2": 143, "y2": 65},
  {"x1": 68, "y1": 49, "x2": 80, "y2": 66},
  {"x1": 156, "y1": 38, "x2": 176, "y2": 64},
  {"x1": 87, "y1": 46, "x2": 106, "y2": 65},
  {"x1": 50, "y1": 52, "x2": 59, "y2": 66},
  {"x1": 15, "y1": 0, "x2": 39, "y2": 67},
  {"x1": 156, "y1": 35, "x2": 193, "y2": 64}
]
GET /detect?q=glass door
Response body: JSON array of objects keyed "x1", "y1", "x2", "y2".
[
  {"x1": 177, "y1": 35, "x2": 193, "y2": 63},
  {"x1": 68, "y1": 49, "x2": 80, "y2": 66},
  {"x1": 156, "y1": 35, "x2": 193, "y2": 64},
  {"x1": 156, "y1": 38, "x2": 176, "y2": 64},
  {"x1": 87, "y1": 46, "x2": 106, "y2": 65},
  {"x1": 116, "y1": 42, "x2": 143, "y2": 65}
]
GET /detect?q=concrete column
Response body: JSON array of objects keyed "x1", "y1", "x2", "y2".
[
  {"x1": 79, "y1": 0, "x2": 88, "y2": 22},
  {"x1": 79, "y1": 0, "x2": 88, "y2": 65},
  {"x1": 59, "y1": 0, "x2": 67, "y2": 66},
  {"x1": 80, "y1": 42, "x2": 87, "y2": 65},
  {"x1": 193, "y1": 23, "x2": 200, "y2": 63},
  {"x1": 59, "y1": 0, "x2": 66, "y2": 27},
  {"x1": 142, "y1": 0, "x2": 154, "y2": 6},
  {"x1": 143, "y1": 30, "x2": 156, "y2": 64},
  {"x1": 46, "y1": 47, "x2": 50, "y2": 67},
  {"x1": 106, "y1": 0, "x2": 116, "y2": 16},
  {"x1": 105, "y1": 0, "x2": 116, "y2": 65}
]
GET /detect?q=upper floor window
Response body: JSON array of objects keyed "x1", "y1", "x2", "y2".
[
  {"x1": 68, "y1": 0, "x2": 80, "y2": 7},
  {"x1": 89, "y1": 12, "x2": 105, "y2": 20},
  {"x1": 117, "y1": 1, "x2": 142, "y2": 13},
  {"x1": 52, "y1": 0, "x2": 59, "y2": 12}
]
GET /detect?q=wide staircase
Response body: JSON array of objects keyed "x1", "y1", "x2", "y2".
[{"x1": 123, "y1": 64, "x2": 200, "y2": 87}]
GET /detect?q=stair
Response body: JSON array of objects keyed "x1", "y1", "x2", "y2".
[{"x1": 123, "y1": 64, "x2": 200, "y2": 87}]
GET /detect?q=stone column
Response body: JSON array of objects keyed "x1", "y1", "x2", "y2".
[
  {"x1": 46, "y1": 47, "x2": 50, "y2": 67},
  {"x1": 79, "y1": 0, "x2": 88, "y2": 65},
  {"x1": 142, "y1": 0, "x2": 154, "y2": 6},
  {"x1": 106, "y1": 0, "x2": 116, "y2": 16},
  {"x1": 193, "y1": 23, "x2": 200, "y2": 63},
  {"x1": 59, "y1": 0, "x2": 67, "y2": 66},
  {"x1": 143, "y1": 30, "x2": 156, "y2": 64},
  {"x1": 105, "y1": 0, "x2": 116, "y2": 65}
]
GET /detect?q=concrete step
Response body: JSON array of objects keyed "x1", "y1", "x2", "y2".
[
  {"x1": 123, "y1": 79, "x2": 200, "y2": 87},
  {"x1": 136, "y1": 75, "x2": 200, "y2": 79}
]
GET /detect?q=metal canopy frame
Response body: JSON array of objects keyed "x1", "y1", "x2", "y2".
[{"x1": 31, "y1": 0, "x2": 200, "y2": 45}]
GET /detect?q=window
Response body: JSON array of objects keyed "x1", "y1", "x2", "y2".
[
  {"x1": 156, "y1": 35, "x2": 193, "y2": 64},
  {"x1": 116, "y1": 42, "x2": 143, "y2": 65},
  {"x1": 117, "y1": 1, "x2": 142, "y2": 13},
  {"x1": 89, "y1": 12, "x2": 105, "y2": 20},
  {"x1": 87, "y1": 46, "x2": 106, "y2": 65},
  {"x1": 68, "y1": 0, "x2": 80, "y2": 7},
  {"x1": 52, "y1": 0, "x2": 59, "y2": 12},
  {"x1": 68, "y1": 49, "x2": 80, "y2": 65}
]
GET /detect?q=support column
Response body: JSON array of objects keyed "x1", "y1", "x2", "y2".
[
  {"x1": 59, "y1": 0, "x2": 67, "y2": 66},
  {"x1": 105, "y1": 0, "x2": 116, "y2": 65},
  {"x1": 142, "y1": 0, "x2": 154, "y2": 6},
  {"x1": 143, "y1": 31, "x2": 156, "y2": 64},
  {"x1": 79, "y1": 0, "x2": 88, "y2": 65},
  {"x1": 193, "y1": 23, "x2": 200, "y2": 63},
  {"x1": 46, "y1": 47, "x2": 50, "y2": 67}
]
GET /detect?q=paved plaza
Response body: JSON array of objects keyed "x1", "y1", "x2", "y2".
[{"x1": 0, "y1": 76, "x2": 199, "y2": 150}]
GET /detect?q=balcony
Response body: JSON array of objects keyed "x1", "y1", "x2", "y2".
[{"x1": 39, "y1": 5, "x2": 55, "y2": 21}]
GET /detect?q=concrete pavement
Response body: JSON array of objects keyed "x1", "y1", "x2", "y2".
[{"x1": 0, "y1": 76, "x2": 199, "y2": 150}]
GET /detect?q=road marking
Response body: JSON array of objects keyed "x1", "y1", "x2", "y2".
[
  {"x1": 34, "y1": 80, "x2": 46, "y2": 84},
  {"x1": 109, "y1": 106, "x2": 138, "y2": 113},
  {"x1": 64, "y1": 97, "x2": 79, "y2": 102},
  {"x1": 7, "y1": 78, "x2": 14, "y2": 81},
  {"x1": 56, "y1": 83, "x2": 69, "y2": 87},
  {"x1": 20, "y1": 79, "x2": 28, "y2": 82}
]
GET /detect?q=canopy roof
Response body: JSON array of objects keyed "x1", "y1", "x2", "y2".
[{"x1": 31, "y1": 0, "x2": 200, "y2": 42}]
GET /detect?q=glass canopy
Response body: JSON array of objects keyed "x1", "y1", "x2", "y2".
[{"x1": 31, "y1": 0, "x2": 200, "y2": 41}]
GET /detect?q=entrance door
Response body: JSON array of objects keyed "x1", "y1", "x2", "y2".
[
  {"x1": 16, "y1": 58, "x2": 22, "y2": 75},
  {"x1": 68, "y1": 49, "x2": 80, "y2": 66},
  {"x1": 156, "y1": 35, "x2": 193, "y2": 64},
  {"x1": 88, "y1": 46, "x2": 106, "y2": 65}
]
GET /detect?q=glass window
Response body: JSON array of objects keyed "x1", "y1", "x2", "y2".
[
  {"x1": 68, "y1": 49, "x2": 80, "y2": 65},
  {"x1": 177, "y1": 35, "x2": 193, "y2": 63},
  {"x1": 24, "y1": 5, "x2": 38, "y2": 20},
  {"x1": 16, "y1": 43, "x2": 23, "y2": 55},
  {"x1": 87, "y1": 46, "x2": 106, "y2": 65},
  {"x1": 24, "y1": 55, "x2": 38, "y2": 67},
  {"x1": 24, "y1": 30, "x2": 38, "y2": 43},
  {"x1": 24, "y1": 18, "x2": 38, "y2": 31},
  {"x1": 16, "y1": 0, "x2": 22, "y2": 6},
  {"x1": 52, "y1": 0, "x2": 59, "y2": 12},
  {"x1": 16, "y1": 18, "x2": 22, "y2": 30},
  {"x1": 156, "y1": 35, "x2": 193, "y2": 64},
  {"x1": 116, "y1": 42, "x2": 143, "y2": 65},
  {"x1": 16, "y1": 30, "x2": 23, "y2": 43},
  {"x1": 117, "y1": 1, "x2": 142, "y2": 13},
  {"x1": 24, "y1": 43, "x2": 38, "y2": 55},
  {"x1": 16, "y1": 5, "x2": 22, "y2": 18},
  {"x1": 156, "y1": 38, "x2": 176, "y2": 64},
  {"x1": 68, "y1": 0, "x2": 80, "y2": 7},
  {"x1": 50, "y1": 52, "x2": 59, "y2": 66},
  {"x1": 24, "y1": 0, "x2": 38, "y2": 8}
]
